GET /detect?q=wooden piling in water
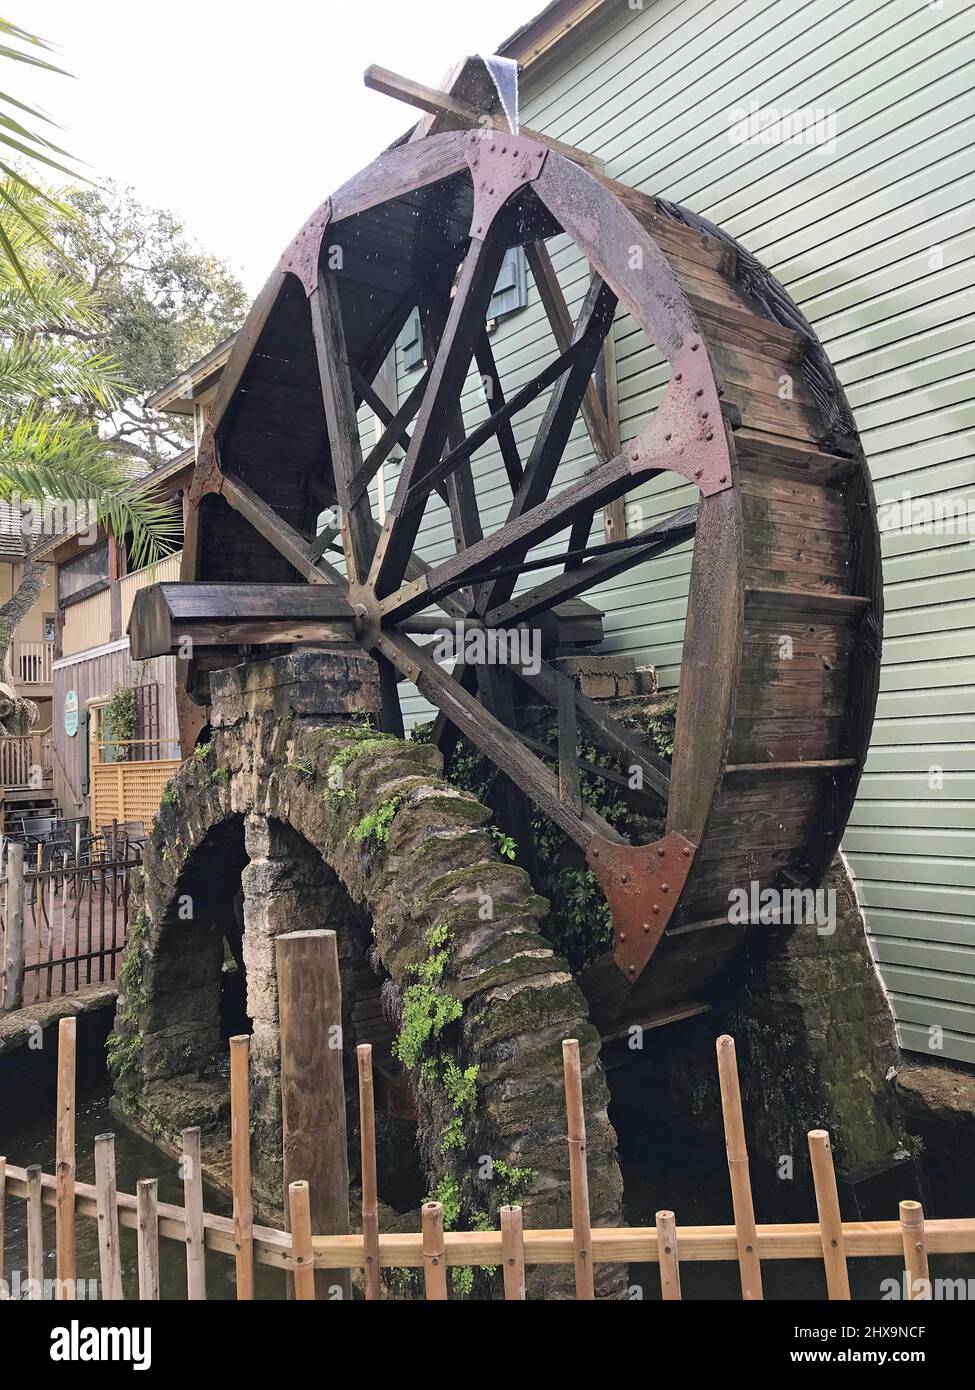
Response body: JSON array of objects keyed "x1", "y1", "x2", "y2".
[
  {"x1": 276, "y1": 929, "x2": 351, "y2": 1300},
  {"x1": 181, "y1": 1126, "x2": 207, "y2": 1300},
  {"x1": 137, "y1": 1178, "x2": 159, "y2": 1300},
  {"x1": 808, "y1": 1130, "x2": 850, "y2": 1300},
  {"x1": 900, "y1": 1199, "x2": 930, "y2": 1300},
  {"x1": 500, "y1": 1205, "x2": 526, "y2": 1300},
  {"x1": 26, "y1": 1164, "x2": 43, "y2": 1298},
  {"x1": 655, "y1": 1210, "x2": 682, "y2": 1300},
  {"x1": 357, "y1": 1043, "x2": 381, "y2": 1300},
  {"x1": 94, "y1": 1133, "x2": 123, "y2": 1300},
  {"x1": 716, "y1": 1034, "x2": 763, "y2": 1300},
  {"x1": 562, "y1": 1037, "x2": 594, "y2": 1300},
  {"x1": 2, "y1": 842, "x2": 25, "y2": 1010},
  {"x1": 422, "y1": 1201, "x2": 448, "y2": 1300},
  {"x1": 230, "y1": 1034, "x2": 255, "y2": 1300},
  {"x1": 288, "y1": 1181, "x2": 316, "y2": 1301},
  {"x1": 55, "y1": 1016, "x2": 77, "y2": 1297},
  {"x1": 0, "y1": 1156, "x2": 5, "y2": 1283}
]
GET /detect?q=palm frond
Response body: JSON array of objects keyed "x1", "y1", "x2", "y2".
[
  {"x1": 0, "y1": 409, "x2": 182, "y2": 565},
  {"x1": 0, "y1": 23, "x2": 82, "y2": 290},
  {"x1": 0, "y1": 336, "x2": 125, "y2": 406}
]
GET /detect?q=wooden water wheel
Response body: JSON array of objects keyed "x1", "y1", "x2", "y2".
[{"x1": 133, "y1": 124, "x2": 881, "y2": 1029}]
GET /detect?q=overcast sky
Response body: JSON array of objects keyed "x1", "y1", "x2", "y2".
[{"x1": 21, "y1": 0, "x2": 538, "y2": 293}]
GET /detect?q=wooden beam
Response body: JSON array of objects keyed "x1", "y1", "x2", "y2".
[
  {"x1": 129, "y1": 582, "x2": 355, "y2": 660},
  {"x1": 276, "y1": 930, "x2": 352, "y2": 1301},
  {"x1": 364, "y1": 64, "x2": 603, "y2": 173}
]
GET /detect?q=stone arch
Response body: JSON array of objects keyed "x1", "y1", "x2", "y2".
[{"x1": 111, "y1": 651, "x2": 624, "y2": 1295}]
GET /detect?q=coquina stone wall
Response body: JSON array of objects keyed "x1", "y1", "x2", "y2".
[{"x1": 110, "y1": 649, "x2": 624, "y2": 1297}]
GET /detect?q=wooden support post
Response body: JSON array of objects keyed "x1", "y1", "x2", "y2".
[
  {"x1": 26, "y1": 1163, "x2": 43, "y2": 1298},
  {"x1": 3, "y1": 841, "x2": 25, "y2": 1010},
  {"x1": 276, "y1": 929, "x2": 351, "y2": 1301},
  {"x1": 94, "y1": 1133, "x2": 123, "y2": 1300},
  {"x1": 357, "y1": 1044, "x2": 381, "y2": 1300},
  {"x1": 716, "y1": 1034, "x2": 763, "y2": 1300},
  {"x1": 421, "y1": 1201, "x2": 448, "y2": 1300},
  {"x1": 808, "y1": 1130, "x2": 850, "y2": 1300},
  {"x1": 288, "y1": 1181, "x2": 316, "y2": 1301},
  {"x1": 0, "y1": 1155, "x2": 5, "y2": 1283},
  {"x1": 181, "y1": 1126, "x2": 207, "y2": 1300},
  {"x1": 500, "y1": 1205, "x2": 526, "y2": 1300},
  {"x1": 55, "y1": 1015, "x2": 76, "y2": 1296},
  {"x1": 136, "y1": 1178, "x2": 159, "y2": 1300},
  {"x1": 900, "y1": 1200, "x2": 930, "y2": 1300},
  {"x1": 562, "y1": 1037, "x2": 595, "y2": 1299},
  {"x1": 655, "y1": 1210, "x2": 681, "y2": 1300},
  {"x1": 230, "y1": 1034, "x2": 255, "y2": 1300}
]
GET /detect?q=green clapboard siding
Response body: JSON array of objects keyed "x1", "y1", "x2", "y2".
[{"x1": 369, "y1": 0, "x2": 975, "y2": 1062}]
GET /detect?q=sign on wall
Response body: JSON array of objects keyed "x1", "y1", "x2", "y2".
[{"x1": 64, "y1": 689, "x2": 79, "y2": 738}]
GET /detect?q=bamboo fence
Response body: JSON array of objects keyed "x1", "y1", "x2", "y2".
[{"x1": 1, "y1": 1026, "x2": 971, "y2": 1301}]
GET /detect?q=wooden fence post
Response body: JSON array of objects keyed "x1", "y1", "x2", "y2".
[
  {"x1": 181, "y1": 1127, "x2": 207, "y2": 1300},
  {"x1": 26, "y1": 1164, "x2": 44, "y2": 1298},
  {"x1": 655, "y1": 1210, "x2": 682, "y2": 1300},
  {"x1": 716, "y1": 1034, "x2": 763, "y2": 1300},
  {"x1": 136, "y1": 1178, "x2": 159, "y2": 1300},
  {"x1": 3, "y1": 842, "x2": 25, "y2": 1010},
  {"x1": 276, "y1": 929, "x2": 351, "y2": 1301},
  {"x1": 55, "y1": 1016, "x2": 76, "y2": 1296},
  {"x1": 562, "y1": 1038, "x2": 595, "y2": 1299},
  {"x1": 500, "y1": 1205, "x2": 526, "y2": 1300},
  {"x1": 357, "y1": 1043, "x2": 381, "y2": 1300},
  {"x1": 900, "y1": 1200, "x2": 930, "y2": 1300},
  {"x1": 0, "y1": 1155, "x2": 5, "y2": 1284},
  {"x1": 808, "y1": 1130, "x2": 850, "y2": 1300},
  {"x1": 288, "y1": 1181, "x2": 316, "y2": 1300},
  {"x1": 421, "y1": 1201, "x2": 448, "y2": 1300},
  {"x1": 230, "y1": 1034, "x2": 255, "y2": 1300},
  {"x1": 94, "y1": 1133, "x2": 123, "y2": 1300}
]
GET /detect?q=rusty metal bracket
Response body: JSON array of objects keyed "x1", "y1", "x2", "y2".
[
  {"x1": 465, "y1": 130, "x2": 547, "y2": 238},
  {"x1": 187, "y1": 423, "x2": 223, "y2": 507},
  {"x1": 586, "y1": 831, "x2": 698, "y2": 981},
  {"x1": 279, "y1": 198, "x2": 333, "y2": 297},
  {"x1": 626, "y1": 338, "x2": 733, "y2": 498}
]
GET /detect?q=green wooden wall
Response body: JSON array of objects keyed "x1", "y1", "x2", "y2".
[{"x1": 360, "y1": 0, "x2": 975, "y2": 1063}]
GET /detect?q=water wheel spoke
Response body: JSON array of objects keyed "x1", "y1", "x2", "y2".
[
  {"x1": 487, "y1": 503, "x2": 698, "y2": 628},
  {"x1": 480, "y1": 274, "x2": 617, "y2": 613},
  {"x1": 370, "y1": 230, "x2": 511, "y2": 598},
  {"x1": 309, "y1": 267, "x2": 377, "y2": 586},
  {"x1": 525, "y1": 240, "x2": 617, "y2": 465},
  {"x1": 508, "y1": 656, "x2": 670, "y2": 804},
  {"x1": 219, "y1": 471, "x2": 345, "y2": 586},
  {"x1": 376, "y1": 627, "x2": 621, "y2": 850},
  {"x1": 380, "y1": 447, "x2": 636, "y2": 623},
  {"x1": 473, "y1": 331, "x2": 523, "y2": 492},
  {"x1": 347, "y1": 365, "x2": 431, "y2": 505},
  {"x1": 403, "y1": 334, "x2": 591, "y2": 511}
]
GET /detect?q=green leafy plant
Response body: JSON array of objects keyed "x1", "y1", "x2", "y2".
[{"x1": 102, "y1": 684, "x2": 136, "y2": 763}]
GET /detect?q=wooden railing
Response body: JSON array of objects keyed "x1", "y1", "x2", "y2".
[
  {"x1": 0, "y1": 735, "x2": 32, "y2": 788},
  {"x1": 14, "y1": 640, "x2": 53, "y2": 686}
]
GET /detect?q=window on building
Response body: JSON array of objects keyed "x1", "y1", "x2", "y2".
[
  {"x1": 398, "y1": 247, "x2": 529, "y2": 372},
  {"x1": 57, "y1": 540, "x2": 109, "y2": 603},
  {"x1": 487, "y1": 246, "x2": 528, "y2": 323}
]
